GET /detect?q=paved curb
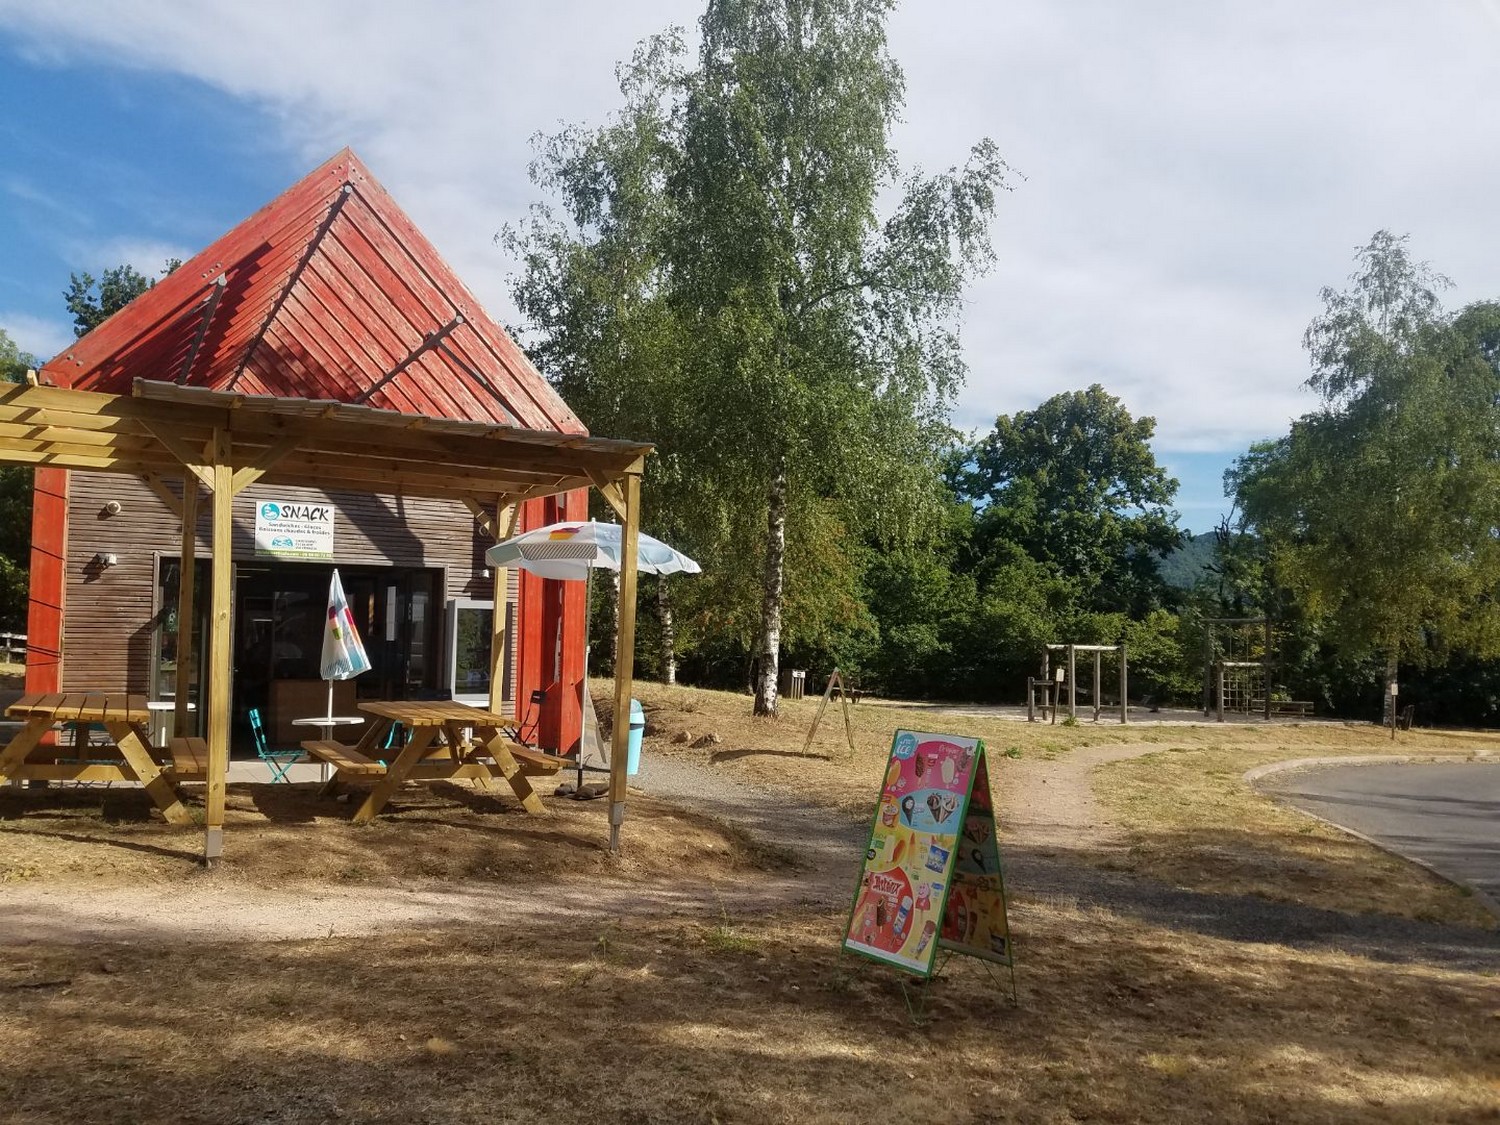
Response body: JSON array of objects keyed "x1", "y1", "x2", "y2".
[
  {"x1": 1246, "y1": 755, "x2": 1500, "y2": 924},
  {"x1": 1243, "y1": 751, "x2": 1489, "y2": 785}
]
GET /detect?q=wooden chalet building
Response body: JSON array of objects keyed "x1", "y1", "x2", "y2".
[{"x1": 25, "y1": 149, "x2": 595, "y2": 757}]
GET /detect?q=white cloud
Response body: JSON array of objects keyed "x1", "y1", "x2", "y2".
[
  {"x1": 61, "y1": 236, "x2": 195, "y2": 278},
  {"x1": 0, "y1": 0, "x2": 1496, "y2": 462},
  {"x1": 0, "y1": 310, "x2": 73, "y2": 362}
]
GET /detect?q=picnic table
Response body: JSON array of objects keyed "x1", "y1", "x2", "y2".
[
  {"x1": 300, "y1": 699, "x2": 563, "y2": 823},
  {"x1": 0, "y1": 692, "x2": 199, "y2": 825}
]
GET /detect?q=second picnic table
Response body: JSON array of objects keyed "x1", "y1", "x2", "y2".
[
  {"x1": 0, "y1": 691, "x2": 203, "y2": 825},
  {"x1": 300, "y1": 699, "x2": 562, "y2": 823}
]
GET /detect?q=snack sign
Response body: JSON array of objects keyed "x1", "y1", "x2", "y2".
[
  {"x1": 253, "y1": 500, "x2": 335, "y2": 560},
  {"x1": 842, "y1": 730, "x2": 1012, "y2": 977}
]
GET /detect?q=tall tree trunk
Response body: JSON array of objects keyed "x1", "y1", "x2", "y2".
[
  {"x1": 657, "y1": 576, "x2": 676, "y2": 686},
  {"x1": 754, "y1": 462, "x2": 788, "y2": 716}
]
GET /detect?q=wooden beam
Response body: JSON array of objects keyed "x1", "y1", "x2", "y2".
[
  {"x1": 463, "y1": 497, "x2": 497, "y2": 540},
  {"x1": 141, "y1": 421, "x2": 214, "y2": 492},
  {"x1": 229, "y1": 432, "x2": 303, "y2": 494},
  {"x1": 139, "y1": 472, "x2": 183, "y2": 520},
  {"x1": 488, "y1": 500, "x2": 519, "y2": 719},
  {"x1": 588, "y1": 469, "x2": 628, "y2": 521},
  {"x1": 608, "y1": 472, "x2": 642, "y2": 854},
  {"x1": 175, "y1": 478, "x2": 198, "y2": 737},
  {"x1": 204, "y1": 429, "x2": 233, "y2": 862}
]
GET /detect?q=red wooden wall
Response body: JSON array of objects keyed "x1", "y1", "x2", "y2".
[
  {"x1": 25, "y1": 467, "x2": 68, "y2": 695},
  {"x1": 514, "y1": 489, "x2": 589, "y2": 756}
]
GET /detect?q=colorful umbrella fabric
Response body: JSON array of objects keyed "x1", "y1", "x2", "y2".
[{"x1": 320, "y1": 568, "x2": 372, "y2": 681}]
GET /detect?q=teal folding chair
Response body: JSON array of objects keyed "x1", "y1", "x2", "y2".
[{"x1": 248, "y1": 707, "x2": 301, "y2": 783}]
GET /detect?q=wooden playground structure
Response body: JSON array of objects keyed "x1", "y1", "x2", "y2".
[{"x1": 1027, "y1": 643, "x2": 1128, "y2": 724}]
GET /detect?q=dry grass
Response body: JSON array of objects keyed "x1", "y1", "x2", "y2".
[
  {"x1": 627, "y1": 682, "x2": 1493, "y2": 927},
  {"x1": 1095, "y1": 744, "x2": 1497, "y2": 929},
  {"x1": 0, "y1": 782, "x2": 788, "y2": 890},
  {"x1": 0, "y1": 902, "x2": 1494, "y2": 1124},
  {"x1": 625, "y1": 680, "x2": 1471, "y2": 813}
]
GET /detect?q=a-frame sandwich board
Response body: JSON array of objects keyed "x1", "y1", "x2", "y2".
[{"x1": 840, "y1": 729, "x2": 1015, "y2": 998}]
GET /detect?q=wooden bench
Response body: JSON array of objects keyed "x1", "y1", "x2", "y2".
[
  {"x1": 300, "y1": 739, "x2": 387, "y2": 777},
  {"x1": 1251, "y1": 699, "x2": 1315, "y2": 717},
  {"x1": 167, "y1": 736, "x2": 209, "y2": 778},
  {"x1": 505, "y1": 744, "x2": 566, "y2": 776}
]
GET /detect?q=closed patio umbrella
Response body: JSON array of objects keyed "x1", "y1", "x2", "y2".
[{"x1": 320, "y1": 568, "x2": 371, "y2": 721}]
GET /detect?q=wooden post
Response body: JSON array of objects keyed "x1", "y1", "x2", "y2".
[
  {"x1": 488, "y1": 499, "x2": 517, "y2": 719},
  {"x1": 1119, "y1": 643, "x2": 1128, "y2": 724},
  {"x1": 205, "y1": 430, "x2": 232, "y2": 863},
  {"x1": 1263, "y1": 616, "x2": 1273, "y2": 722},
  {"x1": 608, "y1": 473, "x2": 641, "y2": 854},
  {"x1": 1203, "y1": 629, "x2": 1213, "y2": 716},
  {"x1": 1092, "y1": 649, "x2": 1102, "y2": 722},
  {"x1": 1040, "y1": 649, "x2": 1050, "y2": 722},
  {"x1": 174, "y1": 479, "x2": 198, "y2": 737},
  {"x1": 1067, "y1": 644, "x2": 1077, "y2": 721}
]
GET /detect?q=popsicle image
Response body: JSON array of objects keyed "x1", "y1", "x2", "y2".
[{"x1": 914, "y1": 920, "x2": 937, "y2": 956}]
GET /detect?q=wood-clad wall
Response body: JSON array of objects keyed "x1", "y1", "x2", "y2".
[{"x1": 61, "y1": 471, "x2": 516, "y2": 698}]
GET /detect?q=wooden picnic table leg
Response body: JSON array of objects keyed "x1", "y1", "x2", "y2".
[
  {"x1": 352, "y1": 716, "x2": 393, "y2": 756},
  {"x1": 352, "y1": 726, "x2": 437, "y2": 824},
  {"x1": 105, "y1": 721, "x2": 195, "y2": 827},
  {"x1": 475, "y1": 726, "x2": 546, "y2": 816},
  {"x1": 0, "y1": 719, "x2": 53, "y2": 783},
  {"x1": 445, "y1": 721, "x2": 496, "y2": 792}
]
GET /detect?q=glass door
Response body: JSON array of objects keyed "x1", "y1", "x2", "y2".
[{"x1": 152, "y1": 556, "x2": 209, "y2": 736}]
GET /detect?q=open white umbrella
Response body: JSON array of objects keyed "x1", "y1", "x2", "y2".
[
  {"x1": 485, "y1": 520, "x2": 701, "y2": 786},
  {"x1": 484, "y1": 520, "x2": 701, "y2": 578}
]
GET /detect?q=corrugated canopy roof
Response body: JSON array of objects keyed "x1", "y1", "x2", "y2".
[{"x1": 38, "y1": 148, "x2": 581, "y2": 433}]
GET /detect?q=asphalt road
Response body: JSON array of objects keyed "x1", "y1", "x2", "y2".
[{"x1": 1264, "y1": 762, "x2": 1500, "y2": 910}]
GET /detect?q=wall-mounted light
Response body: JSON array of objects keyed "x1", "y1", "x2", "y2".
[
  {"x1": 93, "y1": 552, "x2": 119, "y2": 568},
  {"x1": 102, "y1": 500, "x2": 122, "y2": 517}
]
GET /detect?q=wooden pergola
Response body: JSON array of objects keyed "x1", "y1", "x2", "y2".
[{"x1": 0, "y1": 377, "x2": 652, "y2": 859}]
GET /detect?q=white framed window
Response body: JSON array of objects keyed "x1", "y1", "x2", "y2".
[{"x1": 446, "y1": 598, "x2": 494, "y2": 706}]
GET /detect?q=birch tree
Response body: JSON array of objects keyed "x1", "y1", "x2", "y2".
[
  {"x1": 1231, "y1": 233, "x2": 1500, "y2": 720},
  {"x1": 510, "y1": 0, "x2": 1009, "y2": 714}
]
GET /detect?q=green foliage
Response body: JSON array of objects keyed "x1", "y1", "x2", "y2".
[
  {"x1": 64, "y1": 258, "x2": 180, "y2": 338},
  {"x1": 1157, "y1": 532, "x2": 1217, "y2": 591},
  {"x1": 1232, "y1": 232, "x2": 1500, "y2": 684},
  {"x1": 509, "y1": 0, "x2": 1009, "y2": 709},
  {"x1": 961, "y1": 385, "x2": 1182, "y2": 618},
  {"x1": 0, "y1": 329, "x2": 33, "y2": 630}
]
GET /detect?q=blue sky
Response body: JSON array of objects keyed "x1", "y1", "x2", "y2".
[{"x1": 3, "y1": 1, "x2": 1499, "y2": 535}]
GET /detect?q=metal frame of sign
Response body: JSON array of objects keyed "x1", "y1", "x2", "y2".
[{"x1": 840, "y1": 729, "x2": 1014, "y2": 995}]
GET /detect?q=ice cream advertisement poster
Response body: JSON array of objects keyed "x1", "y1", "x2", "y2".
[
  {"x1": 938, "y1": 750, "x2": 1013, "y2": 966},
  {"x1": 842, "y1": 730, "x2": 986, "y2": 976}
]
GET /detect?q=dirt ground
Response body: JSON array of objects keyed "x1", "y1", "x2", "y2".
[
  {"x1": 1, "y1": 682, "x2": 1497, "y2": 1122},
  {"x1": 0, "y1": 781, "x2": 784, "y2": 890},
  {"x1": 0, "y1": 906, "x2": 1494, "y2": 1125}
]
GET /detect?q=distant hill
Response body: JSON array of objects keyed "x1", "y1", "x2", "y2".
[{"x1": 1158, "y1": 531, "x2": 1218, "y2": 590}]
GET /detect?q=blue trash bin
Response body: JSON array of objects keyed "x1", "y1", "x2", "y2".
[{"x1": 627, "y1": 698, "x2": 645, "y2": 775}]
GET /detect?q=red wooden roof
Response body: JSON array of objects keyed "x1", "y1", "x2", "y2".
[{"x1": 39, "y1": 148, "x2": 583, "y2": 434}]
